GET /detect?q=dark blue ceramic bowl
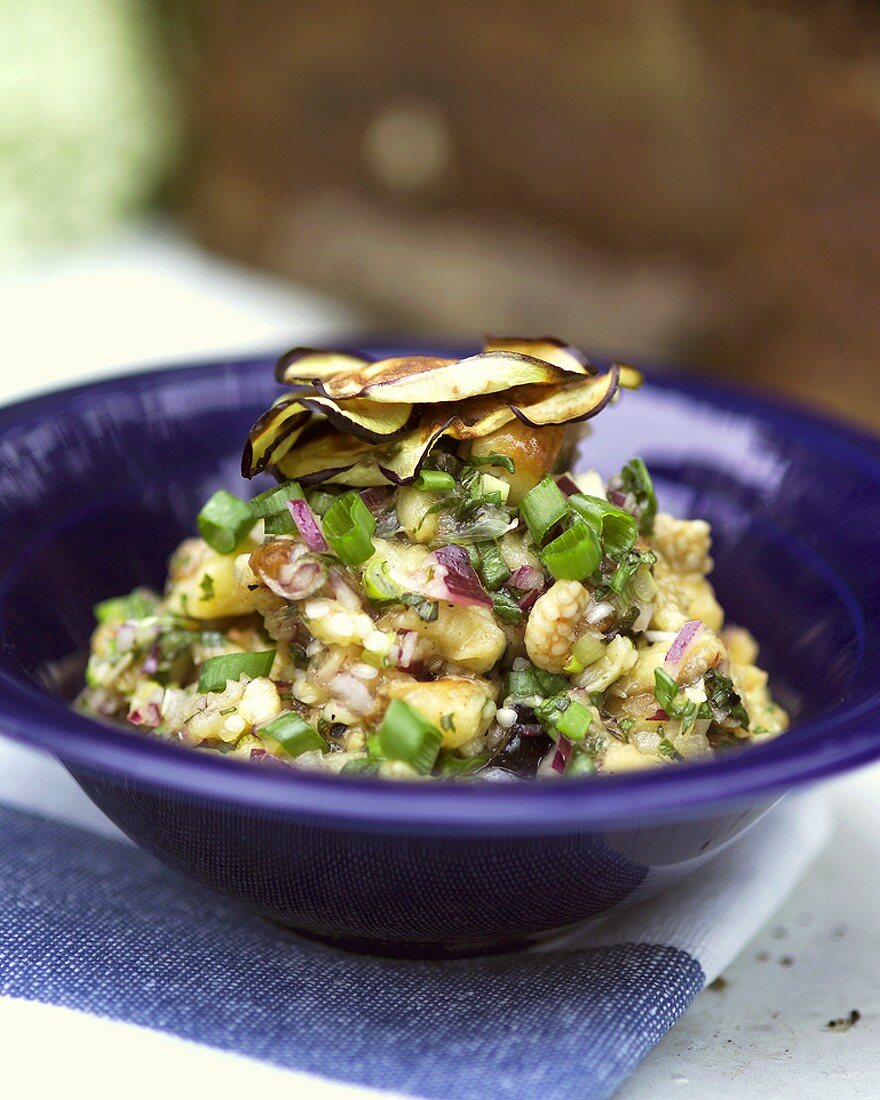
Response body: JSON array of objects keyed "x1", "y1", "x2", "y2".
[{"x1": 1, "y1": 344, "x2": 879, "y2": 956}]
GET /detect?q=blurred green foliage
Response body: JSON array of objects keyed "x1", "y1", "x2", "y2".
[{"x1": 0, "y1": 0, "x2": 182, "y2": 265}]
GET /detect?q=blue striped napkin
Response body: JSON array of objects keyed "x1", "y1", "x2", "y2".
[{"x1": 0, "y1": 740, "x2": 827, "y2": 1100}]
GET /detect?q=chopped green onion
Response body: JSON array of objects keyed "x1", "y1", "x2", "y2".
[
  {"x1": 306, "y1": 490, "x2": 337, "y2": 517},
  {"x1": 541, "y1": 521, "x2": 601, "y2": 581},
  {"x1": 414, "y1": 469, "x2": 455, "y2": 492},
  {"x1": 198, "y1": 650, "x2": 276, "y2": 692},
  {"x1": 568, "y1": 494, "x2": 638, "y2": 559},
  {"x1": 555, "y1": 699, "x2": 592, "y2": 741},
  {"x1": 654, "y1": 667, "x2": 679, "y2": 714},
  {"x1": 263, "y1": 509, "x2": 297, "y2": 535},
  {"x1": 262, "y1": 712, "x2": 327, "y2": 756},
  {"x1": 572, "y1": 634, "x2": 606, "y2": 667},
  {"x1": 519, "y1": 476, "x2": 568, "y2": 545},
  {"x1": 436, "y1": 751, "x2": 490, "y2": 777},
  {"x1": 467, "y1": 451, "x2": 516, "y2": 475},
  {"x1": 565, "y1": 750, "x2": 597, "y2": 777},
  {"x1": 198, "y1": 490, "x2": 255, "y2": 554},
  {"x1": 362, "y1": 559, "x2": 403, "y2": 602},
  {"x1": 340, "y1": 758, "x2": 380, "y2": 776},
  {"x1": 249, "y1": 480, "x2": 303, "y2": 518},
  {"x1": 491, "y1": 589, "x2": 523, "y2": 623},
  {"x1": 322, "y1": 492, "x2": 376, "y2": 565},
  {"x1": 535, "y1": 693, "x2": 592, "y2": 741},
  {"x1": 477, "y1": 543, "x2": 510, "y2": 591},
  {"x1": 94, "y1": 589, "x2": 157, "y2": 625},
  {"x1": 376, "y1": 699, "x2": 442, "y2": 774},
  {"x1": 478, "y1": 474, "x2": 510, "y2": 503}
]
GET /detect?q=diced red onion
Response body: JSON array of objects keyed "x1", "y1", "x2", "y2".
[
  {"x1": 396, "y1": 630, "x2": 419, "y2": 670},
  {"x1": 551, "y1": 737, "x2": 573, "y2": 774},
  {"x1": 288, "y1": 498, "x2": 329, "y2": 552},
  {"x1": 510, "y1": 565, "x2": 544, "y2": 591},
  {"x1": 329, "y1": 569, "x2": 361, "y2": 611},
  {"x1": 647, "y1": 708, "x2": 669, "y2": 721},
  {"x1": 431, "y1": 545, "x2": 492, "y2": 608},
  {"x1": 555, "y1": 475, "x2": 580, "y2": 497},
  {"x1": 261, "y1": 555, "x2": 326, "y2": 601},
  {"x1": 609, "y1": 489, "x2": 627, "y2": 507},
  {"x1": 665, "y1": 620, "x2": 703, "y2": 666},
  {"x1": 141, "y1": 645, "x2": 160, "y2": 675},
  {"x1": 329, "y1": 672, "x2": 375, "y2": 717},
  {"x1": 128, "y1": 701, "x2": 161, "y2": 728},
  {"x1": 519, "y1": 589, "x2": 541, "y2": 612},
  {"x1": 249, "y1": 748, "x2": 290, "y2": 768}
]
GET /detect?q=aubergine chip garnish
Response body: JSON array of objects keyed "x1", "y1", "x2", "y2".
[{"x1": 244, "y1": 338, "x2": 643, "y2": 485}]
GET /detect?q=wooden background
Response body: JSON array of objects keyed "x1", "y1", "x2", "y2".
[{"x1": 181, "y1": 1, "x2": 880, "y2": 426}]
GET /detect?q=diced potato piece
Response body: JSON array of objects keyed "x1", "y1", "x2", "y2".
[
  {"x1": 385, "y1": 677, "x2": 496, "y2": 748},
  {"x1": 468, "y1": 420, "x2": 565, "y2": 504},
  {"x1": 396, "y1": 486, "x2": 441, "y2": 543},
  {"x1": 611, "y1": 640, "x2": 671, "y2": 698},
  {"x1": 166, "y1": 535, "x2": 261, "y2": 619},
  {"x1": 415, "y1": 605, "x2": 507, "y2": 673},
  {"x1": 600, "y1": 742, "x2": 662, "y2": 774}
]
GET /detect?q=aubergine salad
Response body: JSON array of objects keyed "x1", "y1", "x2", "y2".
[{"x1": 80, "y1": 337, "x2": 788, "y2": 780}]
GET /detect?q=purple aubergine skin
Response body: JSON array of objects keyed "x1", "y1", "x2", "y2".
[{"x1": 0, "y1": 343, "x2": 878, "y2": 956}]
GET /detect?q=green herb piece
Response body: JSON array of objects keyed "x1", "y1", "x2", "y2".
[
  {"x1": 262, "y1": 712, "x2": 327, "y2": 756},
  {"x1": 565, "y1": 749, "x2": 597, "y2": 777},
  {"x1": 618, "y1": 717, "x2": 635, "y2": 735},
  {"x1": 198, "y1": 490, "x2": 255, "y2": 554},
  {"x1": 491, "y1": 589, "x2": 523, "y2": 623},
  {"x1": 263, "y1": 509, "x2": 297, "y2": 535},
  {"x1": 249, "y1": 479, "x2": 304, "y2": 518},
  {"x1": 436, "y1": 751, "x2": 490, "y2": 777},
  {"x1": 94, "y1": 589, "x2": 157, "y2": 625},
  {"x1": 198, "y1": 650, "x2": 276, "y2": 692},
  {"x1": 476, "y1": 542, "x2": 510, "y2": 591},
  {"x1": 541, "y1": 521, "x2": 601, "y2": 581},
  {"x1": 613, "y1": 458, "x2": 657, "y2": 536},
  {"x1": 609, "y1": 548, "x2": 657, "y2": 598},
  {"x1": 520, "y1": 475, "x2": 568, "y2": 545},
  {"x1": 568, "y1": 494, "x2": 638, "y2": 559},
  {"x1": 466, "y1": 451, "x2": 516, "y2": 475},
  {"x1": 401, "y1": 592, "x2": 439, "y2": 621},
  {"x1": 375, "y1": 699, "x2": 442, "y2": 773},
  {"x1": 703, "y1": 669, "x2": 750, "y2": 729},
  {"x1": 505, "y1": 663, "x2": 569, "y2": 699},
  {"x1": 199, "y1": 574, "x2": 215, "y2": 602},
  {"x1": 414, "y1": 469, "x2": 455, "y2": 493},
  {"x1": 322, "y1": 491, "x2": 376, "y2": 565},
  {"x1": 657, "y1": 736, "x2": 682, "y2": 761},
  {"x1": 653, "y1": 667, "x2": 713, "y2": 734}
]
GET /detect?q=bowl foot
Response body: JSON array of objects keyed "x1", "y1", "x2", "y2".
[{"x1": 275, "y1": 923, "x2": 536, "y2": 959}]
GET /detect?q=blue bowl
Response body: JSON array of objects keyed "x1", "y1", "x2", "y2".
[{"x1": 1, "y1": 345, "x2": 879, "y2": 956}]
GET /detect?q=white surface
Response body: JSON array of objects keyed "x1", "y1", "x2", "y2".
[{"x1": 0, "y1": 228, "x2": 877, "y2": 1097}]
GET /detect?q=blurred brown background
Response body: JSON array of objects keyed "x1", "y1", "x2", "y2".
[{"x1": 4, "y1": 0, "x2": 880, "y2": 424}]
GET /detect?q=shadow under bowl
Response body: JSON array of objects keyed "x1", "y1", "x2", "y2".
[{"x1": 0, "y1": 344, "x2": 878, "y2": 956}]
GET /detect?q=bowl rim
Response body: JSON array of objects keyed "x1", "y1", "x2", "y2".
[{"x1": 2, "y1": 345, "x2": 880, "y2": 831}]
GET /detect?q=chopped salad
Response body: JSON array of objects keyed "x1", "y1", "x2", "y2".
[{"x1": 79, "y1": 337, "x2": 788, "y2": 779}]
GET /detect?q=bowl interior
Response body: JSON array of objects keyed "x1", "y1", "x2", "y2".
[{"x1": 0, "y1": 347, "x2": 879, "y2": 820}]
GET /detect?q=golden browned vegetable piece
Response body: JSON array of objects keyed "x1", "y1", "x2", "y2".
[{"x1": 468, "y1": 421, "x2": 566, "y2": 504}]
